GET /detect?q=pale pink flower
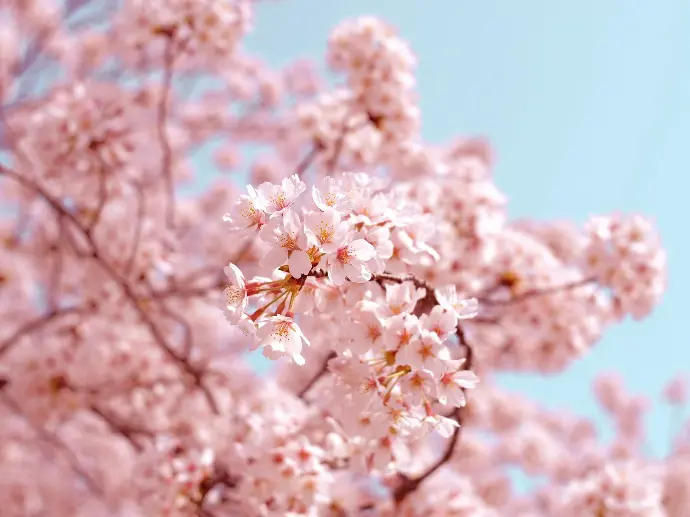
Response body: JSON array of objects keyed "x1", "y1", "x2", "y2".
[
  {"x1": 223, "y1": 185, "x2": 267, "y2": 234},
  {"x1": 434, "y1": 284, "x2": 479, "y2": 321},
  {"x1": 255, "y1": 174, "x2": 307, "y2": 216},
  {"x1": 258, "y1": 209, "x2": 312, "y2": 278},
  {"x1": 383, "y1": 313, "x2": 420, "y2": 350},
  {"x1": 436, "y1": 360, "x2": 480, "y2": 407},
  {"x1": 312, "y1": 175, "x2": 353, "y2": 213},
  {"x1": 420, "y1": 305, "x2": 458, "y2": 340},
  {"x1": 305, "y1": 207, "x2": 350, "y2": 253},
  {"x1": 421, "y1": 413, "x2": 460, "y2": 438},
  {"x1": 380, "y1": 281, "x2": 427, "y2": 317},
  {"x1": 356, "y1": 226, "x2": 394, "y2": 275},
  {"x1": 396, "y1": 329, "x2": 450, "y2": 376},
  {"x1": 255, "y1": 316, "x2": 310, "y2": 366},
  {"x1": 350, "y1": 304, "x2": 387, "y2": 354},
  {"x1": 318, "y1": 236, "x2": 376, "y2": 286},
  {"x1": 401, "y1": 369, "x2": 435, "y2": 405},
  {"x1": 664, "y1": 375, "x2": 688, "y2": 405},
  {"x1": 220, "y1": 262, "x2": 247, "y2": 324}
]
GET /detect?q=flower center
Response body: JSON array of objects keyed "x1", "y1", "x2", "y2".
[
  {"x1": 280, "y1": 233, "x2": 298, "y2": 250},
  {"x1": 272, "y1": 321, "x2": 294, "y2": 340},
  {"x1": 224, "y1": 285, "x2": 244, "y2": 306},
  {"x1": 336, "y1": 246, "x2": 352, "y2": 264},
  {"x1": 270, "y1": 193, "x2": 288, "y2": 211},
  {"x1": 315, "y1": 222, "x2": 335, "y2": 244},
  {"x1": 324, "y1": 192, "x2": 337, "y2": 207}
]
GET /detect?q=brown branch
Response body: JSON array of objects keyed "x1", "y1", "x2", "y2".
[
  {"x1": 158, "y1": 38, "x2": 176, "y2": 230},
  {"x1": 88, "y1": 404, "x2": 150, "y2": 452},
  {"x1": 326, "y1": 121, "x2": 349, "y2": 174},
  {"x1": 0, "y1": 307, "x2": 82, "y2": 359},
  {"x1": 84, "y1": 165, "x2": 109, "y2": 236},
  {"x1": 0, "y1": 391, "x2": 104, "y2": 497},
  {"x1": 373, "y1": 272, "x2": 474, "y2": 504},
  {"x1": 47, "y1": 214, "x2": 66, "y2": 311},
  {"x1": 295, "y1": 144, "x2": 322, "y2": 177},
  {"x1": 297, "y1": 352, "x2": 336, "y2": 399},
  {"x1": 479, "y1": 277, "x2": 596, "y2": 306},
  {"x1": 392, "y1": 407, "x2": 463, "y2": 504},
  {"x1": 124, "y1": 181, "x2": 147, "y2": 276},
  {"x1": 0, "y1": 164, "x2": 219, "y2": 414}
]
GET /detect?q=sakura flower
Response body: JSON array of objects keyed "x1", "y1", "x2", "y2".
[
  {"x1": 305, "y1": 207, "x2": 350, "y2": 253},
  {"x1": 421, "y1": 413, "x2": 461, "y2": 438},
  {"x1": 434, "y1": 284, "x2": 479, "y2": 321},
  {"x1": 220, "y1": 262, "x2": 247, "y2": 324},
  {"x1": 380, "y1": 281, "x2": 426, "y2": 317},
  {"x1": 383, "y1": 313, "x2": 420, "y2": 350},
  {"x1": 255, "y1": 316, "x2": 310, "y2": 366},
  {"x1": 318, "y1": 236, "x2": 376, "y2": 286},
  {"x1": 396, "y1": 329, "x2": 450, "y2": 376},
  {"x1": 396, "y1": 217, "x2": 440, "y2": 262},
  {"x1": 223, "y1": 185, "x2": 266, "y2": 234},
  {"x1": 420, "y1": 305, "x2": 458, "y2": 340},
  {"x1": 258, "y1": 209, "x2": 312, "y2": 278},
  {"x1": 350, "y1": 304, "x2": 387, "y2": 354},
  {"x1": 399, "y1": 369, "x2": 436, "y2": 405},
  {"x1": 312, "y1": 175, "x2": 353, "y2": 213},
  {"x1": 255, "y1": 174, "x2": 306, "y2": 216},
  {"x1": 356, "y1": 226, "x2": 394, "y2": 275},
  {"x1": 436, "y1": 359, "x2": 480, "y2": 407}
]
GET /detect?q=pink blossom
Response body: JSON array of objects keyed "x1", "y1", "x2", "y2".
[
  {"x1": 220, "y1": 262, "x2": 247, "y2": 323},
  {"x1": 0, "y1": 6, "x2": 675, "y2": 516},
  {"x1": 258, "y1": 209, "x2": 312, "y2": 278},
  {"x1": 255, "y1": 174, "x2": 307, "y2": 216},
  {"x1": 434, "y1": 284, "x2": 479, "y2": 321},
  {"x1": 255, "y1": 316, "x2": 310, "y2": 366},
  {"x1": 436, "y1": 360, "x2": 480, "y2": 407},
  {"x1": 305, "y1": 207, "x2": 350, "y2": 253},
  {"x1": 318, "y1": 236, "x2": 377, "y2": 286}
]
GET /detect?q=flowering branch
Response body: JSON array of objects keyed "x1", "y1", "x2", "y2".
[
  {"x1": 392, "y1": 407, "x2": 463, "y2": 504},
  {"x1": 0, "y1": 8, "x2": 669, "y2": 515},
  {"x1": 158, "y1": 37, "x2": 176, "y2": 230},
  {"x1": 0, "y1": 163, "x2": 219, "y2": 413},
  {"x1": 479, "y1": 276, "x2": 597, "y2": 306},
  {"x1": 0, "y1": 306, "x2": 83, "y2": 359},
  {"x1": 297, "y1": 351, "x2": 336, "y2": 399},
  {"x1": 0, "y1": 391, "x2": 104, "y2": 497}
]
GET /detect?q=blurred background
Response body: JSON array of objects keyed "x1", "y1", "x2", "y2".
[{"x1": 225, "y1": 0, "x2": 690, "y2": 456}]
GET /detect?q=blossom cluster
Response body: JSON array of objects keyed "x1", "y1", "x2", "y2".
[
  {"x1": 115, "y1": 0, "x2": 252, "y2": 66},
  {"x1": 0, "y1": 3, "x2": 678, "y2": 517},
  {"x1": 220, "y1": 173, "x2": 481, "y2": 469},
  {"x1": 221, "y1": 172, "x2": 441, "y2": 365},
  {"x1": 295, "y1": 16, "x2": 421, "y2": 169}
]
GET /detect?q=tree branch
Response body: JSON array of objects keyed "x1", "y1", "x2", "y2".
[
  {"x1": 158, "y1": 38, "x2": 176, "y2": 230},
  {"x1": 297, "y1": 352, "x2": 336, "y2": 399},
  {"x1": 0, "y1": 164, "x2": 219, "y2": 414}
]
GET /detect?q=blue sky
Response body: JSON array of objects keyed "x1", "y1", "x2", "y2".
[{"x1": 235, "y1": 0, "x2": 690, "y2": 454}]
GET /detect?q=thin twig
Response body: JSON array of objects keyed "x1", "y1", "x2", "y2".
[
  {"x1": 479, "y1": 277, "x2": 596, "y2": 306},
  {"x1": 1, "y1": 392, "x2": 104, "y2": 497},
  {"x1": 392, "y1": 407, "x2": 463, "y2": 504},
  {"x1": 297, "y1": 352, "x2": 336, "y2": 399},
  {"x1": 158, "y1": 38, "x2": 176, "y2": 230},
  {"x1": 0, "y1": 307, "x2": 82, "y2": 359},
  {"x1": 0, "y1": 164, "x2": 219, "y2": 414}
]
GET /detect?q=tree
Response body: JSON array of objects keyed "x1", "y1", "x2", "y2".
[{"x1": 0, "y1": 1, "x2": 680, "y2": 516}]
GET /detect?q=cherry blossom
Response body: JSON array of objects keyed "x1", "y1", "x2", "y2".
[
  {"x1": 258, "y1": 209, "x2": 312, "y2": 278},
  {"x1": 255, "y1": 315, "x2": 310, "y2": 365},
  {"x1": 0, "y1": 3, "x2": 676, "y2": 517}
]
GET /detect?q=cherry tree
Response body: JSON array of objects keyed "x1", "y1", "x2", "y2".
[{"x1": 0, "y1": 1, "x2": 682, "y2": 516}]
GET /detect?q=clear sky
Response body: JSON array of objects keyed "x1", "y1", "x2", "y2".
[{"x1": 235, "y1": 0, "x2": 690, "y2": 454}]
